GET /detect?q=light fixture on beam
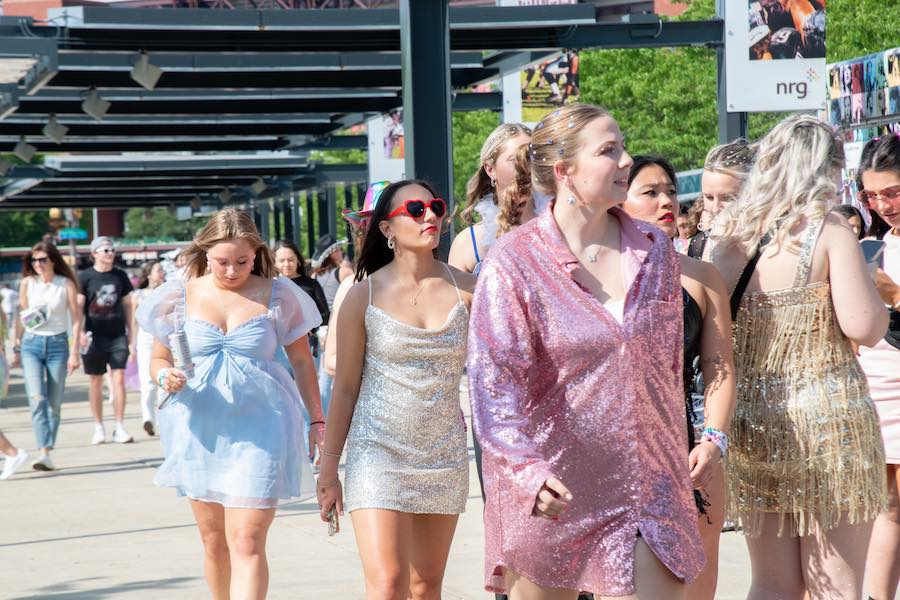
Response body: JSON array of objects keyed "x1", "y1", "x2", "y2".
[
  {"x1": 250, "y1": 177, "x2": 266, "y2": 196},
  {"x1": 219, "y1": 188, "x2": 233, "y2": 203},
  {"x1": 191, "y1": 195, "x2": 202, "y2": 210},
  {"x1": 42, "y1": 114, "x2": 68, "y2": 144},
  {"x1": 0, "y1": 158, "x2": 11, "y2": 177},
  {"x1": 13, "y1": 136, "x2": 37, "y2": 162},
  {"x1": 130, "y1": 51, "x2": 163, "y2": 91},
  {"x1": 81, "y1": 88, "x2": 111, "y2": 122}
]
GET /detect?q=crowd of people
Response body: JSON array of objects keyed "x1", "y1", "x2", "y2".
[{"x1": 2, "y1": 104, "x2": 900, "y2": 600}]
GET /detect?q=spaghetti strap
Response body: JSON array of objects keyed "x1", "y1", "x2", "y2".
[
  {"x1": 443, "y1": 263, "x2": 464, "y2": 303},
  {"x1": 367, "y1": 275, "x2": 373, "y2": 306},
  {"x1": 469, "y1": 226, "x2": 481, "y2": 263},
  {"x1": 792, "y1": 218, "x2": 826, "y2": 288}
]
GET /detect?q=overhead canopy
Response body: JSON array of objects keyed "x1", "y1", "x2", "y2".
[{"x1": 0, "y1": 4, "x2": 723, "y2": 210}]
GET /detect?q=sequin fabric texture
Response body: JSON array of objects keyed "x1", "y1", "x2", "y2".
[
  {"x1": 343, "y1": 271, "x2": 469, "y2": 514},
  {"x1": 727, "y1": 219, "x2": 887, "y2": 537},
  {"x1": 468, "y1": 208, "x2": 704, "y2": 595}
]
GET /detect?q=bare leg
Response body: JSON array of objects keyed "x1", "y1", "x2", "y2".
[
  {"x1": 866, "y1": 464, "x2": 900, "y2": 600},
  {"x1": 351, "y1": 509, "x2": 411, "y2": 600},
  {"x1": 686, "y1": 463, "x2": 726, "y2": 600},
  {"x1": 745, "y1": 513, "x2": 805, "y2": 600},
  {"x1": 190, "y1": 500, "x2": 231, "y2": 600},
  {"x1": 223, "y1": 506, "x2": 275, "y2": 600},
  {"x1": 109, "y1": 369, "x2": 127, "y2": 423},
  {"x1": 801, "y1": 513, "x2": 873, "y2": 600},
  {"x1": 88, "y1": 374, "x2": 104, "y2": 424},
  {"x1": 505, "y1": 569, "x2": 579, "y2": 600},
  {"x1": 408, "y1": 513, "x2": 459, "y2": 600},
  {"x1": 598, "y1": 538, "x2": 686, "y2": 600},
  {"x1": 0, "y1": 430, "x2": 18, "y2": 456}
]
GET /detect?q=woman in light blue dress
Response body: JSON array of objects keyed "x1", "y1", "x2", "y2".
[{"x1": 136, "y1": 208, "x2": 324, "y2": 600}]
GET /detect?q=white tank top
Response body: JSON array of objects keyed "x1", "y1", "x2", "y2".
[{"x1": 24, "y1": 275, "x2": 70, "y2": 336}]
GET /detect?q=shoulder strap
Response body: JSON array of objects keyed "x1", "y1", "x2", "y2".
[
  {"x1": 469, "y1": 226, "x2": 481, "y2": 263},
  {"x1": 366, "y1": 274, "x2": 373, "y2": 306},
  {"x1": 729, "y1": 233, "x2": 772, "y2": 321},
  {"x1": 443, "y1": 263, "x2": 463, "y2": 303},
  {"x1": 792, "y1": 218, "x2": 826, "y2": 288}
]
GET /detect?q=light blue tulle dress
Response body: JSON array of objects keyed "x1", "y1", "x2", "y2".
[{"x1": 135, "y1": 276, "x2": 321, "y2": 508}]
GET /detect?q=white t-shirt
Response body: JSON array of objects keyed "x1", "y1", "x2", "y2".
[
  {"x1": 1, "y1": 288, "x2": 18, "y2": 313},
  {"x1": 23, "y1": 276, "x2": 70, "y2": 336}
]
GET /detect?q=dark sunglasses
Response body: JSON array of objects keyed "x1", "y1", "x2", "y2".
[
  {"x1": 96, "y1": 247, "x2": 115, "y2": 254},
  {"x1": 858, "y1": 185, "x2": 900, "y2": 208},
  {"x1": 387, "y1": 198, "x2": 446, "y2": 220},
  {"x1": 31, "y1": 257, "x2": 49, "y2": 265}
]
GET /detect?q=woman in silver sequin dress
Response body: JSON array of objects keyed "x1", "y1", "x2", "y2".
[{"x1": 317, "y1": 180, "x2": 475, "y2": 599}]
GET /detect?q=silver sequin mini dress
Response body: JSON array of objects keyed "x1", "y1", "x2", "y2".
[{"x1": 344, "y1": 268, "x2": 469, "y2": 514}]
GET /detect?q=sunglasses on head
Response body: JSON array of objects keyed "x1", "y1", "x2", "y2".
[
  {"x1": 387, "y1": 198, "x2": 447, "y2": 220},
  {"x1": 858, "y1": 185, "x2": 900, "y2": 208},
  {"x1": 31, "y1": 257, "x2": 49, "y2": 265}
]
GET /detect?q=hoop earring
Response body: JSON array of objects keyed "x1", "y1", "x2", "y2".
[
  {"x1": 387, "y1": 237, "x2": 396, "y2": 251},
  {"x1": 491, "y1": 179, "x2": 496, "y2": 188}
]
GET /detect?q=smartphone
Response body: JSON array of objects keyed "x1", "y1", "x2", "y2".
[
  {"x1": 861, "y1": 239, "x2": 886, "y2": 268},
  {"x1": 327, "y1": 508, "x2": 340, "y2": 536}
]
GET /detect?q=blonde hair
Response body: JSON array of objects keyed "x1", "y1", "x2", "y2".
[
  {"x1": 530, "y1": 103, "x2": 611, "y2": 196},
  {"x1": 712, "y1": 114, "x2": 844, "y2": 253},
  {"x1": 496, "y1": 143, "x2": 533, "y2": 236},
  {"x1": 181, "y1": 208, "x2": 276, "y2": 279},
  {"x1": 703, "y1": 138, "x2": 757, "y2": 181},
  {"x1": 461, "y1": 122, "x2": 531, "y2": 225}
]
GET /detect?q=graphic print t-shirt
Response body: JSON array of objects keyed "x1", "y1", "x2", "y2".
[{"x1": 79, "y1": 267, "x2": 134, "y2": 338}]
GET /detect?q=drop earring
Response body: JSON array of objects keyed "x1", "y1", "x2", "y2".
[
  {"x1": 387, "y1": 237, "x2": 396, "y2": 251},
  {"x1": 567, "y1": 194, "x2": 576, "y2": 206}
]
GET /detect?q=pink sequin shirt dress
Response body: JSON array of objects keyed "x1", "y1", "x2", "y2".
[{"x1": 467, "y1": 207, "x2": 704, "y2": 595}]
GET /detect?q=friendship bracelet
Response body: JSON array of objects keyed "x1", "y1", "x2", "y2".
[
  {"x1": 156, "y1": 368, "x2": 172, "y2": 390},
  {"x1": 309, "y1": 420, "x2": 325, "y2": 426},
  {"x1": 323, "y1": 450, "x2": 342, "y2": 459},
  {"x1": 700, "y1": 426, "x2": 729, "y2": 458}
]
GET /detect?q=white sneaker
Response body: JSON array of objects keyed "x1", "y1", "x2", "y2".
[
  {"x1": 1, "y1": 449, "x2": 29, "y2": 480},
  {"x1": 91, "y1": 425, "x2": 106, "y2": 445},
  {"x1": 32, "y1": 454, "x2": 55, "y2": 471},
  {"x1": 112, "y1": 426, "x2": 134, "y2": 444}
]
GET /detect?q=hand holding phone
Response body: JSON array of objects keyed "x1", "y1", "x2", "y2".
[
  {"x1": 861, "y1": 239, "x2": 886, "y2": 269},
  {"x1": 327, "y1": 509, "x2": 340, "y2": 536}
]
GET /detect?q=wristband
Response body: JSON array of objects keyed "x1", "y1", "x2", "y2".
[
  {"x1": 157, "y1": 368, "x2": 172, "y2": 389},
  {"x1": 323, "y1": 450, "x2": 342, "y2": 459},
  {"x1": 700, "y1": 426, "x2": 728, "y2": 458}
]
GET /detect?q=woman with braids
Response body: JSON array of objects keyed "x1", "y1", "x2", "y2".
[
  {"x1": 469, "y1": 104, "x2": 703, "y2": 599},
  {"x1": 316, "y1": 180, "x2": 476, "y2": 599},
  {"x1": 708, "y1": 115, "x2": 887, "y2": 599},
  {"x1": 623, "y1": 155, "x2": 736, "y2": 600},
  {"x1": 449, "y1": 122, "x2": 533, "y2": 274}
]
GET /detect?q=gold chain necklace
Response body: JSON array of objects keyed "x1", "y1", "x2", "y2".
[{"x1": 410, "y1": 280, "x2": 428, "y2": 306}]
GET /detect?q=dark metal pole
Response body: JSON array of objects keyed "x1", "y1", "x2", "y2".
[
  {"x1": 273, "y1": 198, "x2": 282, "y2": 241},
  {"x1": 305, "y1": 191, "x2": 315, "y2": 258},
  {"x1": 318, "y1": 187, "x2": 330, "y2": 240},
  {"x1": 400, "y1": 0, "x2": 453, "y2": 258}
]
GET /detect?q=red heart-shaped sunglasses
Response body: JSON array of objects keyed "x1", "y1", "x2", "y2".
[{"x1": 387, "y1": 198, "x2": 447, "y2": 220}]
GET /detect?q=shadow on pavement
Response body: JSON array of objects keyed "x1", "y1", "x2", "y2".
[{"x1": 12, "y1": 576, "x2": 197, "y2": 599}]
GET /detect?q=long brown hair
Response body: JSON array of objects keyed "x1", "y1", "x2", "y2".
[
  {"x1": 496, "y1": 143, "x2": 533, "y2": 236},
  {"x1": 180, "y1": 208, "x2": 276, "y2": 280},
  {"x1": 461, "y1": 122, "x2": 531, "y2": 225},
  {"x1": 22, "y1": 241, "x2": 78, "y2": 288}
]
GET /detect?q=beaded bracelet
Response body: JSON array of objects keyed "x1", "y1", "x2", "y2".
[
  {"x1": 157, "y1": 368, "x2": 172, "y2": 390},
  {"x1": 700, "y1": 426, "x2": 728, "y2": 458}
]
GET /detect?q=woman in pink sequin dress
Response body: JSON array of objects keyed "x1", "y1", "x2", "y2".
[{"x1": 468, "y1": 103, "x2": 704, "y2": 599}]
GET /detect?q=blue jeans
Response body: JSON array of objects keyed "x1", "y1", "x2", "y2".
[
  {"x1": 21, "y1": 332, "x2": 69, "y2": 449},
  {"x1": 317, "y1": 351, "x2": 331, "y2": 418}
]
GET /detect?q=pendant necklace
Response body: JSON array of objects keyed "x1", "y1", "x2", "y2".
[{"x1": 410, "y1": 280, "x2": 428, "y2": 306}]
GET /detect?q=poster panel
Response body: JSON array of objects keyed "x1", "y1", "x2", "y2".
[
  {"x1": 367, "y1": 114, "x2": 405, "y2": 184},
  {"x1": 726, "y1": 0, "x2": 827, "y2": 112}
]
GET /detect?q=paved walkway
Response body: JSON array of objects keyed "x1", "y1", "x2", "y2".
[{"x1": 0, "y1": 367, "x2": 752, "y2": 599}]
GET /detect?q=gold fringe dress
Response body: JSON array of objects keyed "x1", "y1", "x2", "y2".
[{"x1": 727, "y1": 218, "x2": 887, "y2": 537}]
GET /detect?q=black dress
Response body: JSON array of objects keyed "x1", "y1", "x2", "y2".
[
  {"x1": 682, "y1": 287, "x2": 708, "y2": 515},
  {"x1": 290, "y1": 275, "x2": 330, "y2": 354}
]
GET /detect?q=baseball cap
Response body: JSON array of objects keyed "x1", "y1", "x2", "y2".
[{"x1": 90, "y1": 236, "x2": 116, "y2": 253}]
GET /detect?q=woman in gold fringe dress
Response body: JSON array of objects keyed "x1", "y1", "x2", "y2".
[{"x1": 707, "y1": 114, "x2": 889, "y2": 600}]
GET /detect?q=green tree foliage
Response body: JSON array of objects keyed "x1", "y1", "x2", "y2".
[
  {"x1": 0, "y1": 211, "x2": 52, "y2": 248},
  {"x1": 124, "y1": 207, "x2": 205, "y2": 241},
  {"x1": 827, "y1": 0, "x2": 900, "y2": 62},
  {"x1": 452, "y1": 110, "x2": 500, "y2": 209}
]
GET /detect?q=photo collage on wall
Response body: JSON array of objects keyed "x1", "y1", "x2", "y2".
[{"x1": 828, "y1": 46, "x2": 900, "y2": 142}]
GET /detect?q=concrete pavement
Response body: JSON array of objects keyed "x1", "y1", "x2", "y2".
[{"x1": 0, "y1": 367, "x2": 752, "y2": 599}]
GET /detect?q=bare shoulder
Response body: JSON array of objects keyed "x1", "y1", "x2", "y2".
[
  {"x1": 446, "y1": 264, "x2": 477, "y2": 299},
  {"x1": 819, "y1": 211, "x2": 857, "y2": 244},
  {"x1": 679, "y1": 254, "x2": 726, "y2": 295},
  {"x1": 340, "y1": 279, "x2": 370, "y2": 318}
]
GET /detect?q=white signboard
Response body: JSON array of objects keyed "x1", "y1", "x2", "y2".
[
  {"x1": 726, "y1": 1, "x2": 827, "y2": 112},
  {"x1": 367, "y1": 113, "x2": 405, "y2": 184}
]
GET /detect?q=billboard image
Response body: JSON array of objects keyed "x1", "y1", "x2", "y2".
[
  {"x1": 748, "y1": 0, "x2": 825, "y2": 61},
  {"x1": 521, "y1": 51, "x2": 580, "y2": 122},
  {"x1": 827, "y1": 46, "x2": 900, "y2": 142}
]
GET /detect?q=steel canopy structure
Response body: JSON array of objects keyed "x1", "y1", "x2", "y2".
[{"x1": 0, "y1": 3, "x2": 726, "y2": 248}]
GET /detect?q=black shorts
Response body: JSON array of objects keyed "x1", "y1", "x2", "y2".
[{"x1": 82, "y1": 334, "x2": 129, "y2": 375}]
